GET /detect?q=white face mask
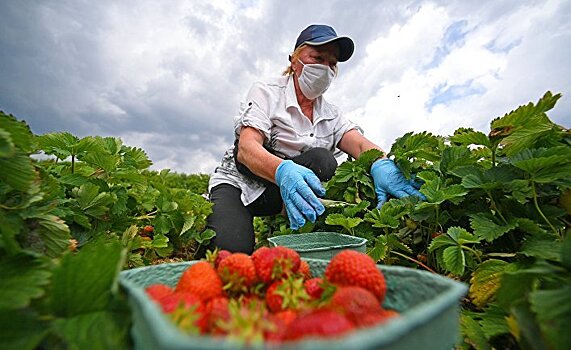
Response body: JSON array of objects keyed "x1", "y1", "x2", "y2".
[{"x1": 297, "y1": 60, "x2": 336, "y2": 100}]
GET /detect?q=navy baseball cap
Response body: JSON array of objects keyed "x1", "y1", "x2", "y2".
[{"x1": 294, "y1": 24, "x2": 355, "y2": 62}]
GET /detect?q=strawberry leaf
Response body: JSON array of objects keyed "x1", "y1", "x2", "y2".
[
  {"x1": 443, "y1": 245, "x2": 465, "y2": 275},
  {"x1": 0, "y1": 254, "x2": 51, "y2": 310},
  {"x1": 469, "y1": 259, "x2": 508, "y2": 308}
]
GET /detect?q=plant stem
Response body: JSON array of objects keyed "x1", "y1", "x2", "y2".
[
  {"x1": 463, "y1": 245, "x2": 482, "y2": 264},
  {"x1": 391, "y1": 250, "x2": 436, "y2": 273},
  {"x1": 488, "y1": 191, "x2": 508, "y2": 224},
  {"x1": 531, "y1": 180, "x2": 559, "y2": 236},
  {"x1": 71, "y1": 154, "x2": 75, "y2": 174}
]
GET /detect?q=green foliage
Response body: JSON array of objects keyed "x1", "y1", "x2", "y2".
[{"x1": 260, "y1": 91, "x2": 570, "y2": 350}]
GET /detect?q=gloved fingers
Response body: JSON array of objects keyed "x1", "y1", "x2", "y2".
[
  {"x1": 375, "y1": 189, "x2": 389, "y2": 209},
  {"x1": 291, "y1": 191, "x2": 318, "y2": 222},
  {"x1": 405, "y1": 186, "x2": 426, "y2": 200},
  {"x1": 390, "y1": 189, "x2": 410, "y2": 199},
  {"x1": 284, "y1": 201, "x2": 306, "y2": 230},
  {"x1": 304, "y1": 173, "x2": 326, "y2": 197},
  {"x1": 295, "y1": 182, "x2": 325, "y2": 216}
]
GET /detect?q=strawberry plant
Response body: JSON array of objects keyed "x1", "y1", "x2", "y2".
[{"x1": 259, "y1": 91, "x2": 570, "y2": 349}]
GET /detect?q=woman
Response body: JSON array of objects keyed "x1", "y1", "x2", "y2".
[{"x1": 207, "y1": 24, "x2": 424, "y2": 254}]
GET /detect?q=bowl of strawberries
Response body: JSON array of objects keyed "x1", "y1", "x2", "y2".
[{"x1": 120, "y1": 247, "x2": 467, "y2": 350}]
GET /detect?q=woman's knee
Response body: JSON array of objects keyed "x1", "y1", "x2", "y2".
[{"x1": 292, "y1": 147, "x2": 338, "y2": 181}]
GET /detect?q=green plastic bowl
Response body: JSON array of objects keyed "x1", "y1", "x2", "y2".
[
  {"x1": 267, "y1": 232, "x2": 367, "y2": 259},
  {"x1": 120, "y1": 258, "x2": 467, "y2": 350}
]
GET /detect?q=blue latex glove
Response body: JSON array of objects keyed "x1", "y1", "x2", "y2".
[
  {"x1": 371, "y1": 158, "x2": 426, "y2": 208},
  {"x1": 275, "y1": 160, "x2": 326, "y2": 229}
]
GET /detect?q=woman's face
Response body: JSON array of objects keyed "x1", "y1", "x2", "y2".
[{"x1": 293, "y1": 42, "x2": 340, "y2": 76}]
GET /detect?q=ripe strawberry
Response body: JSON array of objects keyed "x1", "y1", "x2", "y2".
[
  {"x1": 215, "y1": 250, "x2": 232, "y2": 268},
  {"x1": 158, "y1": 291, "x2": 202, "y2": 313},
  {"x1": 145, "y1": 283, "x2": 173, "y2": 302},
  {"x1": 297, "y1": 260, "x2": 312, "y2": 279},
  {"x1": 282, "y1": 309, "x2": 354, "y2": 341},
  {"x1": 175, "y1": 261, "x2": 224, "y2": 302},
  {"x1": 304, "y1": 277, "x2": 324, "y2": 300},
  {"x1": 264, "y1": 309, "x2": 298, "y2": 343},
  {"x1": 324, "y1": 250, "x2": 387, "y2": 302},
  {"x1": 358, "y1": 308, "x2": 400, "y2": 328},
  {"x1": 204, "y1": 296, "x2": 231, "y2": 335},
  {"x1": 265, "y1": 277, "x2": 310, "y2": 313},
  {"x1": 163, "y1": 292, "x2": 208, "y2": 334},
  {"x1": 217, "y1": 253, "x2": 257, "y2": 294},
  {"x1": 253, "y1": 246, "x2": 301, "y2": 283},
  {"x1": 143, "y1": 225, "x2": 154, "y2": 235},
  {"x1": 327, "y1": 286, "x2": 382, "y2": 327}
]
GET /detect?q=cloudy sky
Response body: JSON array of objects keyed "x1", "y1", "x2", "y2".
[{"x1": 1, "y1": 0, "x2": 569, "y2": 174}]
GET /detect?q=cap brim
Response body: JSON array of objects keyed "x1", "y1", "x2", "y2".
[{"x1": 304, "y1": 36, "x2": 354, "y2": 62}]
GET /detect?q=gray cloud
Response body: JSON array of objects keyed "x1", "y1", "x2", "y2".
[{"x1": 1, "y1": 0, "x2": 569, "y2": 175}]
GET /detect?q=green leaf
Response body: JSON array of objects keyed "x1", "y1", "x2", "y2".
[
  {"x1": 529, "y1": 285, "x2": 571, "y2": 349},
  {"x1": 50, "y1": 237, "x2": 125, "y2": 317},
  {"x1": 0, "y1": 127, "x2": 15, "y2": 157},
  {"x1": 0, "y1": 309, "x2": 48, "y2": 350},
  {"x1": 439, "y1": 145, "x2": 475, "y2": 174},
  {"x1": 0, "y1": 150, "x2": 36, "y2": 192},
  {"x1": 369, "y1": 236, "x2": 388, "y2": 262},
  {"x1": 448, "y1": 226, "x2": 480, "y2": 245},
  {"x1": 460, "y1": 313, "x2": 491, "y2": 350},
  {"x1": 428, "y1": 234, "x2": 456, "y2": 252},
  {"x1": 470, "y1": 213, "x2": 517, "y2": 242},
  {"x1": 0, "y1": 112, "x2": 34, "y2": 153},
  {"x1": 520, "y1": 233, "x2": 561, "y2": 262},
  {"x1": 36, "y1": 132, "x2": 79, "y2": 159},
  {"x1": 458, "y1": 165, "x2": 521, "y2": 191},
  {"x1": 510, "y1": 300, "x2": 550, "y2": 350},
  {"x1": 510, "y1": 147, "x2": 571, "y2": 184},
  {"x1": 0, "y1": 254, "x2": 51, "y2": 309},
  {"x1": 490, "y1": 91, "x2": 561, "y2": 156},
  {"x1": 72, "y1": 183, "x2": 114, "y2": 217},
  {"x1": 443, "y1": 245, "x2": 465, "y2": 275},
  {"x1": 123, "y1": 146, "x2": 152, "y2": 170},
  {"x1": 479, "y1": 304, "x2": 510, "y2": 339},
  {"x1": 35, "y1": 214, "x2": 72, "y2": 258},
  {"x1": 469, "y1": 259, "x2": 509, "y2": 308},
  {"x1": 450, "y1": 128, "x2": 492, "y2": 148},
  {"x1": 151, "y1": 234, "x2": 169, "y2": 249},
  {"x1": 418, "y1": 171, "x2": 468, "y2": 205},
  {"x1": 325, "y1": 213, "x2": 363, "y2": 233},
  {"x1": 52, "y1": 310, "x2": 130, "y2": 350}
]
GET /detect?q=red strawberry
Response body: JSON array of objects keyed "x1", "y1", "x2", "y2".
[
  {"x1": 327, "y1": 286, "x2": 382, "y2": 327},
  {"x1": 145, "y1": 283, "x2": 173, "y2": 302},
  {"x1": 304, "y1": 278, "x2": 324, "y2": 300},
  {"x1": 324, "y1": 250, "x2": 387, "y2": 302},
  {"x1": 204, "y1": 296, "x2": 231, "y2": 335},
  {"x1": 358, "y1": 308, "x2": 400, "y2": 328},
  {"x1": 265, "y1": 277, "x2": 310, "y2": 313},
  {"x1": 298, "y1": 260, "x2": 312, "y2": 279},
  {"x1": 175, "y1": 261, "x2": 224, "y2": 302},
  {"x1": 253, "y1": 246, "x2": 301, "y2": 283},
  {"x1": 158, "y1": 291, "x2": 202, "y2": 314},
  {"x1": 217, "y1": 253, "x2": 257, "y2": 294},
  {"x1": 282, "y1": 309, "x2": 354, "y2": 341},
  {"x1": 162, "y1": 292, "x2": 208, "y2": 334},
  {"x1": 264, "y1": 309, "x2": 298, "y2": 343},
  {"x1": 215, "y1": 250, "x2": 232, "y2": 268}
]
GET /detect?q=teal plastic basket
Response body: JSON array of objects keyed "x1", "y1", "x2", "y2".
[
  {"x1": 120, "y1": 258, "x2": 467, "y2": 350},
  {"x1": 267, "y1": 232, "x2": 367, "y2": 259}
]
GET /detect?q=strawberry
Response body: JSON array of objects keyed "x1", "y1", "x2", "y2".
[
  {"x1": 282, "y1": 309, "x2": 354, "y2": 341},
  {"x1": 326, "y1": 286, "x2": 382, "y2": 327},
  {"x1": 143, "y1": 225, "x2": 154, "y2": 235},
  {"x1": 304, "y1": 277, "x2": 324, "y2": 300},
  {"x1": 265, "y1": 277, "x2": 310, "y2": 313},
  {"x1": 324, "y1": 250, "x2": 387, "y2": 302},
  {"x1": 175, "y1": 261, "x2": 224, "y2": 302},
  {"x1": 206, "y1": 248, "x2": 232, "y2": 269},
  {"x1": 218, "y1": 298, "x2": 272, "y2": 345},
  {"x1": 297, "y1": 260, "x2": 312, "y2": 280},
  {"x1": 204, "y1": 296, "x2": 231, "y2": 335},
  {"x1": 158, "y1": 291, "x2": 202, "y2": 314},
  {"x1": 217, "y1": 253, "x2": 257, "y2": 294},
  {"x1": 264, "y1": 309, "x2": 298, "y2": 343},
  {"x1": 253, "y1": 246, "x2": 301, "y2": 283},
  {"x1": 145, "y1": 283, "x2": 173, "y2": 302},
  {"x1": 358, "y1": 308, "x2": 400, "y2": 328},
  {"x1": 163, "y1": 292, "x2": 208, "y2": 334}
]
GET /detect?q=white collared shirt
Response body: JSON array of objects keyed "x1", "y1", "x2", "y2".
[{"x1": 208, "y1": 75, "x2": 359, "y2": 205}]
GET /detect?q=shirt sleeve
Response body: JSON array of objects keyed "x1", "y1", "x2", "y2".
[
  {"x1": 332, "y1": 108, "x2": 363, "y2": 147},
  {"x1": 233, "y1": 81, "x2": 273, "y2": 141}
]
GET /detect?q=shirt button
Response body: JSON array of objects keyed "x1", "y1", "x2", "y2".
[{"x1": 309, "y1": 133, "x2": 314, "y2": 137}]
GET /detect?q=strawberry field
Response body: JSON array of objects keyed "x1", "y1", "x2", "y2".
[{"x1": 1, "y1": 91, "x2": 570, "y2": 349}]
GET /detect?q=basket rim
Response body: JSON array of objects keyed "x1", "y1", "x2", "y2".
[{"x1": 267, "y1": 231, "x2": 367, "y2": 252}]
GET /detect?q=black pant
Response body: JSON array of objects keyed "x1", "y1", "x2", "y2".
[{"x1": 207, "y1": 148, "x2": 337, "y2": 254}]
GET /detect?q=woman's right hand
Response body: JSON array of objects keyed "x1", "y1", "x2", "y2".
[{"x1": 275, "y1": 160, "x2": 326, "y2": 229}]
